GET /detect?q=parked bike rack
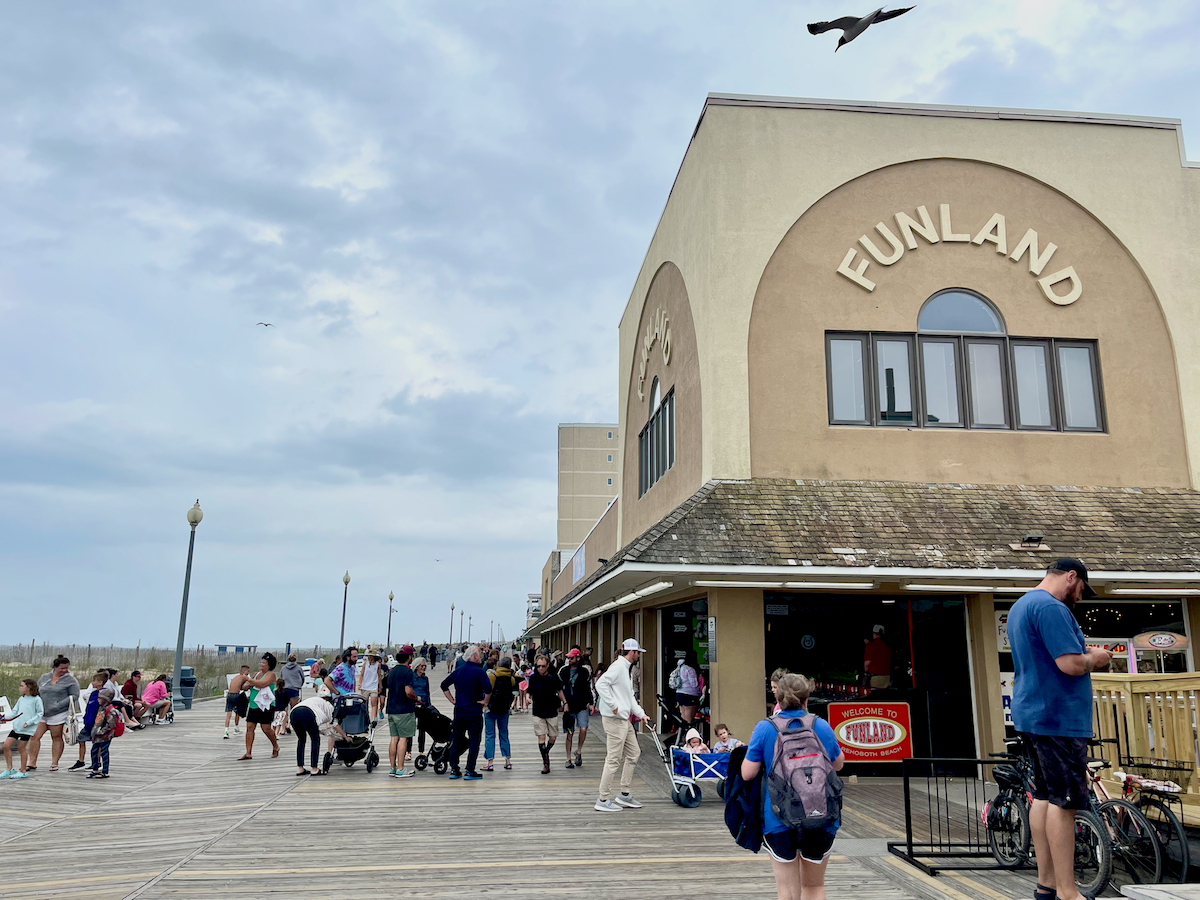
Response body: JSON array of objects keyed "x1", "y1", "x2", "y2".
[{"x1": 888, "y1": 756, "x2": 1035, "y2": 875}]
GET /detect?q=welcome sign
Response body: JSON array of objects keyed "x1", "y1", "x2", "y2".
[{"x1": 827, "y1": 702, "x2": 913, "y2": 762}]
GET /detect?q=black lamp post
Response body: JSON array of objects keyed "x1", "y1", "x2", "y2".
[
  {"x1": 172, "y1": 500, "x2": 203, "y2": 709},
  {"x1": 386, "y1": 591, "x2": 396, "y2": 650},
  {"x1": 449, "y1": 604, "x2": 455, "y2": 650},
  {"x1": 458, "y1": 610, "x2": 463, "y2": 644},
  {"x1": 338, "y1": 571, "x2": 351, "y2": 650}
]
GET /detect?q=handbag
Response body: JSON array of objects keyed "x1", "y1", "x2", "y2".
[{"x1": 66, "y1": 696, "x2": 85, "y2": 746}]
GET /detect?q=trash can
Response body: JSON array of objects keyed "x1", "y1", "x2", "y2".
[{"x1": 178, "y1": 666, "x2": 197, "y2": 711}]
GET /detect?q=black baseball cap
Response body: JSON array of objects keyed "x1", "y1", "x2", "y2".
[{"x1": 1050, "y1": 557, "x2": 1097, "y2": 599}]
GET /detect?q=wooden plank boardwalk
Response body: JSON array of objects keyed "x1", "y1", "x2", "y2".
[{"x1": 0, "y1": 663, "x2": 1043, "y2": 900}]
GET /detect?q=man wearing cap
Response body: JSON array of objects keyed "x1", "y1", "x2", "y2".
[
  {"x1": 1008, "y1": 558, "x2": 1112, "y2": 900},
  {"x1": 558, "y1": 647, "x2": 594, "y2": 769},
  {"x1": 593, "y1": 638, "x2": 652, "y2": 812},
  {"x1": 386, "y1": 646, "x2": 418, "y2": 778},
  {"x1": 864, "y1": 625, "x2": 893, "y2": 689}
]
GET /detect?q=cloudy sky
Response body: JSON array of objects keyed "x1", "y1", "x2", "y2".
[{"x1": 1, "y1": 1, "x2": 1196, "y2": 650}]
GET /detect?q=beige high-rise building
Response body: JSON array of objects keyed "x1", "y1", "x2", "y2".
[{"x1": 557, "y1": 424, "x2": 619, "y2": 551}]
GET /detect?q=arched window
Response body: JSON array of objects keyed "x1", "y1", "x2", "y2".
[
  {"x1": 824, "y1": 287, "x2": 1103, "y2": 433},
  {"x1": 918, "y1": 289, "x2": 1005, "y2": 334},
  {"x1": 639, "y1": 377, "x2": 674, "y2": 497}
]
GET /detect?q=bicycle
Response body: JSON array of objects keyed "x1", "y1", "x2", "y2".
[
  {"x1": 1116, "y1": 759, "x2": 1192, "y2": 884},
  {"x1": 1084, "y1": 754, "x2": 1162, "y2": 887},
  {"x1": 984, "y1": 737, "x2": 1111, "y2": 896}
]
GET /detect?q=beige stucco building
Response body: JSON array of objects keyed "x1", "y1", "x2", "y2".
[
  {"x1": 557, "y1": 424, "x2": 620, "y2": 551},
  {"x1": 529, "y1": 95, "x2": 1200, "y2": 760}
]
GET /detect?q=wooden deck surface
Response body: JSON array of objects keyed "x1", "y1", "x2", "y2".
[{"x1": 0, "y1": 663, "x2": 1048, "y2": 899}]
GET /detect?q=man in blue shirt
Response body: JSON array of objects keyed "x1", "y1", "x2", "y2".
[
  {"x1": 385, "y1": 646, "x2": 418, "y2": 779},
  {"x1": 439, "y1": 644, "x2": 492, "y2": 780},
  {"x1": 1008, "y1": 558, "x2": 1111, "y2": 900}
]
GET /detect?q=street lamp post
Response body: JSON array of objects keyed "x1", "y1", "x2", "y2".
[
  {"x1": 386, "y1": 591, "x2": 396, "y2": 650},
  {"x1": 449, "y1": 604, "x2": 455, "y2": 650},
  {"x1": 172, "y1": 500, "x2": 203, "y2": 709},
  {"x1": 338, "y1": 571, "x2": 351, "y2": 650},
  {"x1": 490, "y1": 619, "x2": 494, "y2": 643},
  {"x1": 458, "y1": 610, "x2": 463, "y2": 644},
  {"x1": 468, "y1": 615, "x2": 472, "y2": 643}
]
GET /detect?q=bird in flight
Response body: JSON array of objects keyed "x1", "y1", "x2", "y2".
[
  {"x1": 256, "y1": 322, "x2": 273, "y2": 327},
  {"x1": 808, "y1": 6, "x2": 914, "y2": 50}
]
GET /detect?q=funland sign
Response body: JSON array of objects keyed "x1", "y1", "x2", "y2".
[{"x1": 827, "y1": 702, "x2": 913, "y2": 762}]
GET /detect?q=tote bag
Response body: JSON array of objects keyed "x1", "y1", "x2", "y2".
[
  {"x1": 248, "y1": 685, "x2": 276, "y2": 713},
  {"x1": 66, "y1": 696, "x2": 85, "y2": 746}
]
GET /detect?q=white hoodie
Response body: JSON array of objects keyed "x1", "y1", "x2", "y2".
[{"x1": 595, "y1": 655, "x2": 646, "y2": 721}]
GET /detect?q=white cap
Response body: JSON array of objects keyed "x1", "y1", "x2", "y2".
[
  {"x1": 873, "y1": 624, "x2": 885, "y2": 635},
  {"x1": 622, "y1": 638, "x2": 645, "y2": 652}
]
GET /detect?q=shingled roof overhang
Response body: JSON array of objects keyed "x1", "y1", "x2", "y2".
[{"x1": 532, "y1": 479, "x2": 1200, "y2": 632}]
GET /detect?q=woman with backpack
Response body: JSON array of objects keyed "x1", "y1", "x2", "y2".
[
  {"x1": 740, "y1": 673, "x2": 844, "y2": 900},
  {"x1": 483, "y1": 656, "x2": 517, "y2": 771}
]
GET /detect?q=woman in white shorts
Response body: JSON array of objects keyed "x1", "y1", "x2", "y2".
[{"x1": 29, "y1": 655, "x2": 81, "y2": 772}]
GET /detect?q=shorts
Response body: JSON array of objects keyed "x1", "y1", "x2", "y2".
[
  {"x1": 284, "y1": 688, "x2": 300, "y2": 700},
  {"x1": 763, "y1": 828, "x2": 837, "y2": 864},
  {"x1": 4, "y1": 732, "x2": 31, "y2": 742},
  {"x1": 388, "y1": 713, "x2": 417, "y2": 739},
  {"x1": 225, "y1": 692, "x2": 241, "y2": 712},
  {"x1": 361, "y1": 689, "x2": 378, "y2": 699},
  {"x1": 869, "y1": 675, "x2": 892, "y2": 689},
  {"x1": 533, "y1": 716, "x2": 559, "y2": 739},
  {"x1": 676, "y1": 693, "x2": 700, "y2": 707},
  {"x1": 42, "y1": 712, "x2": 68, "y2": 727},
  {"x1": 246, "y1": 707, "x2": 274, "y2": 725},
  {"x1": 572, "y1": 708, "x2": 591, "y2": 731},
  {"x1": 1023, "y1": 733, "x2": 1090, "y2": 810}
]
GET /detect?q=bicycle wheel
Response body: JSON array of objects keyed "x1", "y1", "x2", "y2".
[
  {"x1": 1137, "y1": 796, "x2": 1190, "y2": 883},
  {"x1": 987, "y1": 791, "x2": 1031, "y2": 867},
  {"x1": 1099, "y1": 798, "x2": 1162, "y2": 886},
  {"x1": 1074, "y1": 809, "x2": 1112, "y2": 897}
]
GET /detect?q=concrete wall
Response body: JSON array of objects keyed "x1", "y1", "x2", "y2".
[
  {"x1": 617, "y1": 99, "x2": 1200, "y2": 500},
  {"x1": 747, "y1": 158, "x2": 1189, "y2": 486},
  {"x1": 707, "y1": 587, "x2": 766, "y2": 749}
]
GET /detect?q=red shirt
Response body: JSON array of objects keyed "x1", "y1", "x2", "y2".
[
  {"x1": 122, "y1": 679, "x2": 139, "y2": 700},
  {"x1": 864, "y1": 637, "x2": 893, "y2": 675}
]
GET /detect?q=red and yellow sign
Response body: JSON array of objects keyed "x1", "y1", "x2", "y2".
[{"x1": 827, "y1": 702, "x2": 913, "y2": 762}]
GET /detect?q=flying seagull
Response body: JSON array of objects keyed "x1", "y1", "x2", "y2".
[
  {"x1": 808, "y1": 6, "x2": 914, "y2": 50},
  {"x1": 256, "y1": 322, "x2": 273, "y2": 327}
]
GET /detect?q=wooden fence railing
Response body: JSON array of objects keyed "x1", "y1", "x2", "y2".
[{"x1": 1092, "y1": 673, "x2": 1200, "y2": 799}]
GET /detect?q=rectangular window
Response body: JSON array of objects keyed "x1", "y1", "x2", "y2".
[
  {"x1": 607, "y1": 431, "x2": 613, "y2": 439},
  {"x1": 607, "y1": 478, "x2": 613, "y2": 486},
  {"x1": 826, "y1": 334, "x2": 869, "y2": 424},
  {"x1": 1011, "y1": 341, "x2": 1055, "y2": 430},
  {"x1": 607, "y1": 454, "x2": 613, "y2": 462},
  {"x1": 1057, "y1": 343, "x2": 1103, "y2": 431},
  {"x1": 966, "y1": 339, "x2": 1009, "y2": 428},
  {"x1": 919, "y1": 338, "x2": 961, "y2": 426},
  {"x1": 874, "y1": 336, "x2": 915, "y2": 425}
]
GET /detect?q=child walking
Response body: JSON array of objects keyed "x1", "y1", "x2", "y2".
[
  {"x1": 88, "y1": 688, "x2": 120, "y2": 778},
  {"x1": 1, "y1": 679, "x2": 44, "y2": 778}
]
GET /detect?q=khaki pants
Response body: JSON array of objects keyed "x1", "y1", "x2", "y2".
[
  {"x1": 598, "y1": 715, "x2": 641, "y2": 801},
  {"x1": 869, "y1": 675, "x2": 892, "y2": 689}
]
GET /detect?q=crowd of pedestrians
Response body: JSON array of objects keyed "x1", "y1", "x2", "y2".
[{"x1": 0, "y1": 655, "x2": 177, "y2": 780}]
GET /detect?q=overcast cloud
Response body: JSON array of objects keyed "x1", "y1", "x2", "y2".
[{"x1": 1, "y1": 1, "x2": 1196, "y2": 649}]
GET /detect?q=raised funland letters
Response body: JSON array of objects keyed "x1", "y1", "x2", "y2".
[{"x1": 836, "y1": 204, "x2": 1082, "y2": 306}]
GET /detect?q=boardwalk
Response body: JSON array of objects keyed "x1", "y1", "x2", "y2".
[{"x1": 0, "y1": 666, "x2": 1040, "y2": 900}]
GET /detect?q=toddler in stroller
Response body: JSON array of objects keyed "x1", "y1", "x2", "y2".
[
  {"x1": 413, "y1": 704, "x2": 453, "y2": 775},
  {"x1": 322, "y1": 693, "x2": 381, "y2": 774}
]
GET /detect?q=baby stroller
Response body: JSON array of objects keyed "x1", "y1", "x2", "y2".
[
  {"x1": 649, "y1": 725, "x2": 731, "y2": 808},
  {"x1": 656, "y1": 692, "x2": 708, "y2": 747},
  {"x1": 412, "y1": 705, "x2": 453, "y2": 775},
  {"x1": 322, "y1": 693, "x2": 380, "y2": 774}
]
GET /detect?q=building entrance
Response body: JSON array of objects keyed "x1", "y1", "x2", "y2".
[{"x1": 763, "y1": 593, "x2": 976, "y2": 766}]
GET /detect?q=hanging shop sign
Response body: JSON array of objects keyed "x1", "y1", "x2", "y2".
[
  {"x1": 827, "y1": 702, "x2": 913, "y2": 762},
  {"x1": 1132, "y1": 632, "x2": 1189, "y2": 652},
  {"x1": 836, "y1": 204, "x2": 1082, "y2": 305}
]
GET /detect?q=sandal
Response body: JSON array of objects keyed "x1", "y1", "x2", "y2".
[
  {"x1": 49, "y1": 766, "x2": 59, "y2": 772},
  {"x1": 504, "y1": 762, "x2": 512, "y2": 770},
  {"x1": 271, "y1": 747, "x2": 280, "y2": 758},
  {"x1": 483, "y1": 764, "x2": 494, "y2": 771},
  {"x1": 238, "y1": 755, "x2": 252, "y2": 761}
]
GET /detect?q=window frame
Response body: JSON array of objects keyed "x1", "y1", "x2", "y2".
[
  {"x1": 917, "y1": 288, "x2": 1006, "y2": 335},
  {"x1": 871, "y1": 333, "x2": 918, "y2": 427},
  {"x1": 917, "y1": 335, "x2": 965, "y2": 429},
  {"x1": 825, "y1": 332, "x2": 872, "y2": 426},
  {"x1": 963, "y1": 336, "x2": 1012, "y2": 430},
  {"x1": 638, "y1": 386, "x2": 676, "y2": 497},
  {"x1": 1054, "y1": 341, "x2": 1106, "y2": 433},
  {"x1": 1009, "y1": 339, "x2": 1058, "y2": 431}
]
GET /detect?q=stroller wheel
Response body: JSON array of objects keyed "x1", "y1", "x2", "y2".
[
  {"x1": 345, "y1": 758, "x2": 355, "y2": 767},
  {"x1": 433, "y1": 759, "x2": 448, "y2": 775},
  {"x1": 413, "y1": 755, "x2": 428, "y2": 771},
  {"x1": 716, "y1": 777, "x2": 726, "y2": 800},
  {"x1": 680, "y1": 783, "x2": 702, "y2": 808},
  {"x1": 322, "y1": 752, "x2": 332, "y2": 774},
  {"x1": 365, "y1": 751, "x2": 378, "y2": 773}
]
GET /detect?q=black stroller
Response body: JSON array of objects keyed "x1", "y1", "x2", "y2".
[
  {"x1": 322, "y1": 693, "x2": 381, "y2": 774},
  {"x1": 412, "y1": 705, "x2": 453, "y2": 775}
]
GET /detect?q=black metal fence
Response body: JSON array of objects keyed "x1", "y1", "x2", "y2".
[{"x1": 888, "y1": 756, "x2": 1034, "y2": 875}]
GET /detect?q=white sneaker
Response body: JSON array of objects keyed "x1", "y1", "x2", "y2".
[
  {"x1": 234, "y1": 727, "x2": 241, "y2": 734},
  {"x1": 594, "y1": 798, "x2": 621, "y2": 812},
  {"x1": 223, "y1": 730, "x2": 229, "y2": 739},
  {"x1": 614, "y1": 793, "x2": 643, "y2": 808}
]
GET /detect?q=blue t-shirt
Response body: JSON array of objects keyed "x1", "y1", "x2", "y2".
[
  {"x1": 745, "y1": 710, "x2": 843, "y2": 834},
  {"x1": 386, "y1": 665, "x2": 415, "y2": 715},
  {"x1": 439, "y1": 661, "x2": 492, "y2": 717},
  {"x1": 1008, "y1": 589, "x2": 1091, "y2": 737}
]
